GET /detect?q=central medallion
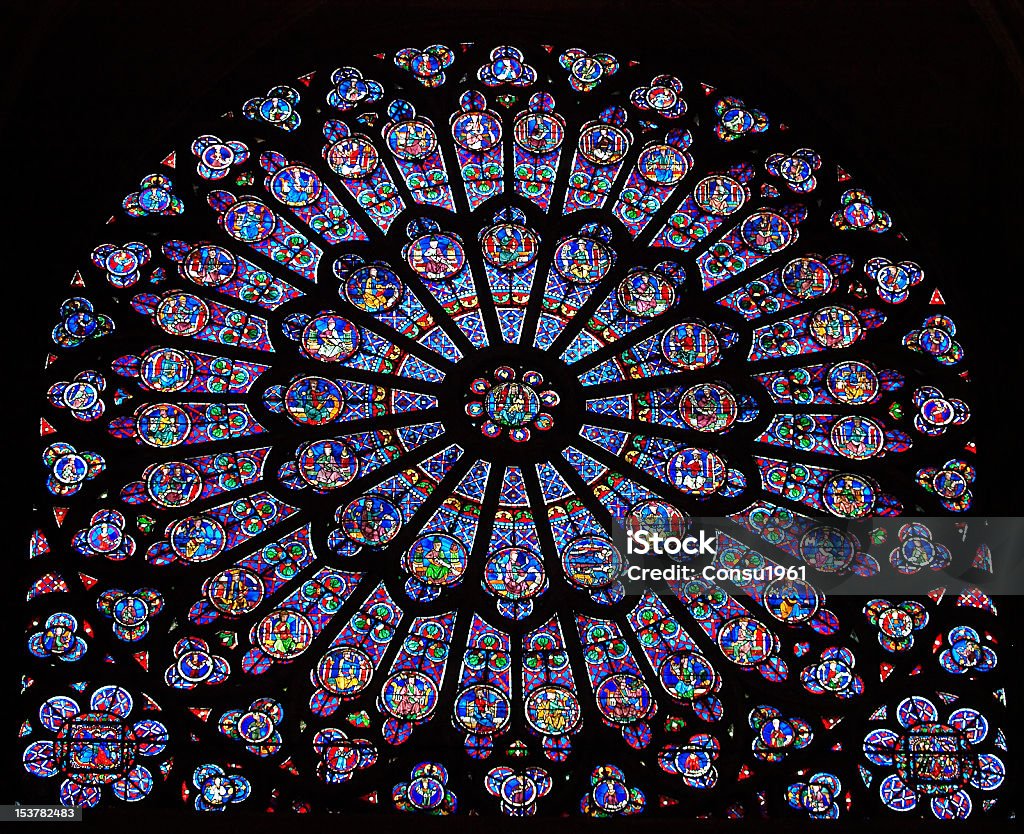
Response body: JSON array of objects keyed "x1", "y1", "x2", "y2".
[
  {"x1": 485, "y1": 381, "x2": 539, "y2": 427},
  {"x1": 466, "y1": 366, "x2": 559, "y2": 442}
]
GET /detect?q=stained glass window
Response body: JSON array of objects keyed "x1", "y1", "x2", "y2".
[{"x1": 20, "y1": 42, "x2": 1010, "y2": 821}]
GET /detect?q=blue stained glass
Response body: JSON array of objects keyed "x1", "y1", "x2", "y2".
[
  {"x1": 522, "y1": 616, "x2": 580, "y2": 760},
  {"x1": 188, "y1": 524, "x2": 317, "y2": 625},
  {"x1": 161, "y1": 239, "x2": 305, "y2": 311},
  {"x1": 323, "y1": 119, "x2": 406, "y2": 232},
  {"x1": 453, "y1": 615, "x2": 512, "y2": 757},
  {"x1": 717, "y1": 253, "x2": 852, "y2": 321},
  {"x1": 310, "y1": 582, "x2": 404, "y2": 715},
  {"x1": 612, "y1": 129, "x2": 693, "y2": 235},
  {"x1": 241, "y1": 567, "x2": 363, "y2": 674},
  {"x1": 260, "y1": 151, "x2": 368, "y2": 244},
  {"x1": 113, "y1": 346, "x2": 270, "y2": 394},
  {"x1": 451, "y1": 91, "x2": 504, "y2": 209},
  {"x1": 512, "y1": 93, "x2": 566, "y2": 211},
  {"x1": 696, "y1": 205, "x2": 805, "y2": 291},
  {"x1": 563, "y1": 108, "x2": 633, "y2": 213},
  {"x1": 651, "y1": 163, "x2": 753, "y2": 251},
  {"x1": 380, "y1": 612, "x2": 456, "y2": 743},
  {"x1": 209, "y1": 190, "x2": 324, "y2": 281},
  {"x1": 22, "y1": 42, "x2": 1002, "y2": 822},
  {"x1": 383, "y1": 101, "x2": 455, "y2": 210}
]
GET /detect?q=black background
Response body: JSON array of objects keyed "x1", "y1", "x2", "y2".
[{"x1": 3, "y1": 1, "x2": 1024, "y2": 831}]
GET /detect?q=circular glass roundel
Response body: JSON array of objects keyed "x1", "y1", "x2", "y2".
[
  {"x1": 484, "y1": 382, "x2": 540, "y2": 427},
  {"x1": 223, "y1": 200, "x2": 276, "y2": 242},
  {"x1": 285, "y1": 376, "x2": 344, "y2": 424},
  {"x1": 659, "y1": 652, "x2": 717, "y2": 700},
  {"x1": 198, "y1": 142, "x2": 234, "y2": 171},
  {"x1": 483, "y1": 546, "x2": 545, "y2": 600},
  {"x1": 809, "y1": 305, "x2": 862, "y2": 348},
  {"x1": 326, "y1": 136, "x2": 380, "y2": 178},
  {"x1": 381, "y1": 671, "x2": 438, "y2": 720},
  {"x1": 666, "y1": 448, "x2": 726, "y2": 495},
  {"x1": 830, "y1": 415, "x2": 884, "y2": 460},
  {"x1": 176, "y1": 650, "x2": 214, "y2": 684},
  {"x1": 740, "y1": 211, "x2": 792, "y2": 253},
  {"x1": 386, "y1": 119, "x2": 438, "y2": 160},
  {"x1": 256, "y1": 609, "x2": 315, "y2": 659},
  {"x1": 480, "y1": 224, "x2": 538, "y2": 270},
  {"x1": 781, "y1": 256, "x2": 834, "y2": 299},
  {"x1": 270, "y1": 165, "x2": 323, "y2": 206},
  {"x1": 205, "y1": 566, "x2": 264, "y2": 614},
  {"x1": 344, "y1": 265, "x2": 403, "y2": 312},
  {"x1": 717, "y1": 617, "x2": 774, "y2": 666},
  {"x1": 260, "y1": 95, "x2": 293, "y2": 124},
  {"x1": 317, "y1": 647, "x2": 374, "y2": 695},
  {"x1": 694, "y1": 175, "x2": 745, "y2": 214},
  {"x1": 86, "y1": 518, "x2": 123, "y2": 553},
  {"x1": 578, "y1": 124, "x2": 630, "y2": 165},
  {"x1": 553, "y1": 236, "x2": 612, "y2": 284},
  {"x1": 146, "y1": 461, "x2": 202, "y2": 508},
  {"x1": 136, "y1": 403, "x2": 191, "y2": 448},
  {"x1": 513, "y1": 111, "x2": 564, "y2": 153},
  {"x1": 920, "y1": 396, "x2": 955, "y2": 426},
  {"x1": 29, "y1": 42, "x2": 986, "y2": 821},
  {"x1": 561, "y1": 536, "x2": 622, "y2": 589},
  {"x1": 60, "y1": 381, "x2": 100, "y2": 410},
  {"x1": 798, "y1": 527, "x2": 857, "y2": 573},
  {"x1": 452, "y1": 110, "x2": 501, "y2": 152},
  {"x1": 183, "y1": 245, "x2": 236, "y2": 286},
  {"x1": 406, "y1": 233, "x2": 465, "y2": 280},
  {"x1": 341, "y1": 494, "x2": 402, "y2": 546},
  {"x1": 662, "y1": 322, "x2": 721, "y2": 370},
  {"x1": 763, "y1": 578, "x2": 819, "y2": 623},
  {"x1": 617, "y1": 270, "x2": 674, "y2": 318},
  {"x1": 170, "y1": 516, "x2": 227, "y2": 562},
  {"x1": 678, "y1": 383, "x2": 737, "y2": 432},
  {"x1": 595, "y1": 674, "x2": 653, "y2": 724},
  {"x1": 637, "y1": 144, "x2": 688, "y2": 185},
  {"x1": 453, "y1": 685, "x2": 511, "y2": 734},
  {"x1": 113, "y1": 596, "x2": 149, "y2": 627},
  {"x1": 200, "y1": 141, "x2": 237, "y2": 171},
  {"x1": 156, "y1": 293, "x2": 209, "y2": 336},
  {"x1": 300, "y1": 315, "x2": 360, "y2": 362},
  {"x1": 297, "y1": 439, "x2": 357, "y2": 489},
  {"x1": 238, "y1": 709, "x2": 275, "y2": 743},
  {"x1": 823, "y1": 473, "x2": 876, "y2": 518},
  {"x1": 525, "y1": 686, "x2": 582, "y2": 735},
  {"x1": 404, "y1": 534, "x2": 468, "y2": 587},
  {"x1": 827, "y1": 360, "x2": 879, "y2": 404},
  {"x1": 140, "y1": 348, "x2": 193, "y2": 392}
]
